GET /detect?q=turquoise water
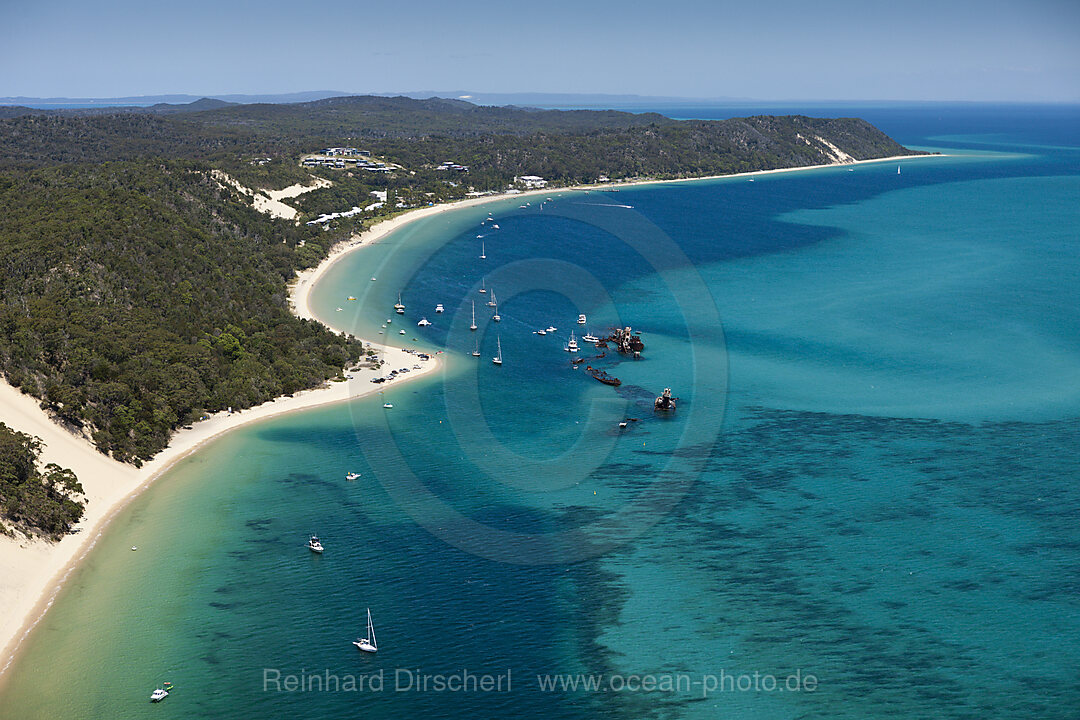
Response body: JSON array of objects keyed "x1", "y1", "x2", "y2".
[{"x1": 1, "y1": 104, "x2": 1078, "y2": 719}]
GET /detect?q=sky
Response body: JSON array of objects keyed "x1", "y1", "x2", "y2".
[{"x1": 1, "y1": 0, "x2": 1078, "y2": 102}]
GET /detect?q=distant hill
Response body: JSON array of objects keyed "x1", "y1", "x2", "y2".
[{"x1": 145, "y1": 97, "x2": 237, "y2": 114}]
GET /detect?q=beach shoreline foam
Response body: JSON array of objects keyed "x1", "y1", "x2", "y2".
[{"x1": 0, "y1": 151, "x2": 940, "y2": 679}]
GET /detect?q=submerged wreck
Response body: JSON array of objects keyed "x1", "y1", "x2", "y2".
[
  {"x1": 586, "y1": 366, "x2": 622, "y2": 387},
  {"x1": 654, "y1": 387, "x2": 676, "y2": 411},
  {"x1": 608, "y1": 326, "x2": 645, "y2": 356}
]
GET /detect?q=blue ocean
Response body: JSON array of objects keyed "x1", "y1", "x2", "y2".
[{"x1": 1, "y1": 103, "x2": 1078, "y2": 719}]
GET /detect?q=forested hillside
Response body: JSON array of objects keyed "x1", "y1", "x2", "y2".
[{"x1": 0, "y1": 162, "x2": 362, "y2": 463}]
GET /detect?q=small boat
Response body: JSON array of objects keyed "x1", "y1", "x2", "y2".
[
  {"x1": 386, "y1": 318, "x2": 392, "y2": 323},
  {"x1": 308, "y1": 535, "x2": 324, "y2": 553},
  {"x1": 346, "y1": 472, "x2": 361, "y2": 481},
  {"x1": 565, "y1": 331, "x2": 579, "y2": 352},
  {"x1": 618, "y1": 421, "x2": 628, "y2": 429},
  {"x1": 131, "y1": 546, "x2": 138, "y2": 551},
  {"x1": 353, "y1": 608, "x2": 378, "y2": 653},
  {"x1": 150, "y1": 682, "x2": 173, "y2": 702},
  {"x1": 577, "y1": 314, "x2": 586, "y2": 325},
  {"x1": 435, "y1": 303, "x2": 444, "y2": 313},
  {"x1": 471, "y1": 339, "x2": 481, "y2": 357},
  {"x1": 417, "y1": 317, "x2": 432, "y2": 326},
  {"x1": 336, "y1": 307, "x2": 343, "y2": 312},
  {"x1": 493, "y1": 336, "x2": 503, "y2": 366},
  {"x1": 398, "y1": 329, "x2": 406, "y2": 335},
  {"x1": 394, "y1": 293, "x2": 405, "y2": 314},
  {"x1": 347, "y1": 296, "x2": 356, "y2": 301},
  {"x1": 492, "y1": 224, "x2": 499, "y2": 229},
  {"x1": 371, "y1": 277, "x2": 376, "y2": 281},
  {"x1": 470, "y1": 301, "x2": 477, "y2": 331},
  {"x1": 383, "y1": 402, "x2": 393, "y2": 409},
  {"x1": 487, "y1": 288, "x2": 497, "y2": 308},
  {"x1": 536, "y1": 329, "x2": 547, "y2": 336},
  {"x1": 546, "y1": 326, "x2": 557, "y2": 333},
  {"x1": 480, "y1": 242, "x2": 486, "y2": 259}
]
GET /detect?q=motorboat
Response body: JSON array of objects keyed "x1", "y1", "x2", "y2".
[
  {"x1": 435, "y1": 303, "x2": 444, "y2": 313},
  {"x1": 308, "y1": 535, "x2": 324, "y2": 553},
  {"x1": 565, "y1": 332, "x2": 579, "y2": 352},
  {"x1": 346, "y1": 472, "x2": 361, "y2": 481},
  {"x1": 150, "y1": 682, "x2": 173, "y2": 702},
  {"x1": 578, "y1": 314, "x2": 586, "y2": 324},
  {"x1": 417, "y1": 318, "x2": 432, "y2": 326}
]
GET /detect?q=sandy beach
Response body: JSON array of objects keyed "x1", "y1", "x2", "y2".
[{"x1": 0, "y1": 150, "x2": 940, "y2": 677}]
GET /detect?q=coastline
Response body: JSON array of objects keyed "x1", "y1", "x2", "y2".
[
  {"x1": 0, "y1": 272, "x2": 443, "y2": 678},
  {"x1": 289, "y1": 152, "x2": 940, "y2": 318},
  {"x1": 0, "y1": 150, "x2": 939, "y2": 681}
]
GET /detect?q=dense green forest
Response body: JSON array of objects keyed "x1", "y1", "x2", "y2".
[
  {"x1": 0, "y1": 423, "x2": 84, "y2": 538},
  {"x1": 0, "y1": 94, "x2": 920, "y2": 483},
  {"x1": 0, "y1": 161, "x2": 363, "y2": 463}
]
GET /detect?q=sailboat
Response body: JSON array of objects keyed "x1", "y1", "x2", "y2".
[
  {"x1": 353, "y1": 608, "x2": 378, "y2": 653},
  {"x1": 470, "y1": 300, "x2": 477, "y2": 331},
  {"x1": 471, "y1": 338, "x2": 481, "y2": 357},
  {"x1": 493, "y1": 336, "x2": 503, "y2": 366},
  {"x1": 480, "y1": 241, "x2": 486, "y2": 260},
  {"x1": 487, "y1": 288, "x2": 497, "y2": 308},
  {"x1": 394, "y1": 293, "x2": 405, "y2": 314},
  {"x1": 493, "y1": 301, "x2": 501, "y2": 322},
  {"x1": 897, "y1": 164, "x2": 901, "y2": 175},
  {"x1": 479, "y1": 277, "x2": 487, "y2": 294}
]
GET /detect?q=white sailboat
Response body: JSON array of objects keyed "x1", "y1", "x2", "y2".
[
  {"x1": 493, "y1": 336, "x2": 503, "y2": 365},
  {"x1": 479, "y1": 278, "x2": 487, "y2": 294},
  {"x1": 470, "y1": 301, "x2": 477, "y2": 331},
  {"x1": 394, "y1": 293, "x2": 405, "y2": 314},
  {"x1": 471, "y1": 338, "x2": 481, "y2": 357},
  {"x1": 897, "y1": 164, "x2": 901, "y2": 175},
  {"x1": 353, "y1": 608, "x2": 378, "y2": 653},
  {"x1": 487, "y1": 288, "x2": 497, "y2": 308},
  {"x1": 493, "y1": 302, "x2": 501, "y2": 322},
  {"x1": 480, "y1": 241, "x2": 486, "y2": 260}
]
